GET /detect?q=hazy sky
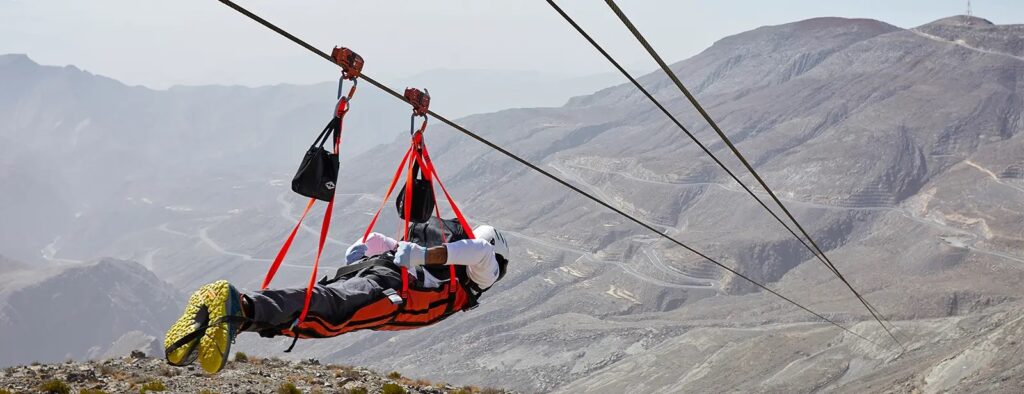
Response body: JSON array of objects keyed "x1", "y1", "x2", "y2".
[{"x1": 2, "y1": 0, "x2": 1022, "y2": 89}]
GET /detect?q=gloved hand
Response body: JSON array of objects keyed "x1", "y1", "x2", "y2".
[
  {"x1": 393, "y1": 241, "x2": 426, "y2": 272},
  {"x1": 345, "y1": 243, "x2": 368, "y2": 264}
]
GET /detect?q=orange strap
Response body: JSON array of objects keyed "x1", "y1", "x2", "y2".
[
  {"x1": 417, "y1": 144, "x2": 459, "y2": 292},
  {"x1": 296, "y1": 97, "x2": 350, "y2": 322},
  {"x1": 421, "y1": 143, "x2": 475, "y2": 240},
  {"x1": 296, "y1": 196, "x2": 334, "y2": 322},
  {"x1": 262, "y1": 198, "x2": 315, "y2": 289},
  {"x1": 362, "y1": 147, "x2": 413, "y2": 242},
  {"x1": 265, "y1": 81, "x2": 353, "y2": 323}
]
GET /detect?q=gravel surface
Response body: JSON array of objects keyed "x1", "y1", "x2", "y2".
[{"x1": 0, "y1": 352, "x2": 510, "y2": 394}]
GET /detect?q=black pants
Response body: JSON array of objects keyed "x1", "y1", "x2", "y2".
[{"x1": 245, "y1": 266, "x2": 402, "y2": 331}]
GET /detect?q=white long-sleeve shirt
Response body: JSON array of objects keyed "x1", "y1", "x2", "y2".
[{"x1": 347, "y1": 232, "x2": 500, "y2": 290}]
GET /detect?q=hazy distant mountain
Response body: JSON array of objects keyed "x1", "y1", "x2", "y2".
[
  {"x1": 0, "y1": 258, "x2": 182, "y2": 367},
  {"x1": 0, "y1": 53, "x2": 411, "y2": 265},
  {"x1": 1, "y1": 14, "x2": 1023, "y2": 393},
  {"x1": 0, "y1": 56, "x2": 623, "y2": 267}
]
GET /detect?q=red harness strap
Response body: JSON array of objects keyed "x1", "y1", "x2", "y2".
[
  {"x1": 421, "y1": 143, "x2": 475, "y2": 240},
  {"x1": 279, "y1": 87, "x2": 479, "y2": 342},
  {"x1": 262, "y1": 198, "x2": 315, "y2": 289},
  {"x1": 361, "y1": 147, "x2": 413, "y2": 243},
  {"x1": 286, "y1": 277, "x2": 472, "y2": 339},
  {"x1": 263, "y1": 79, "x2": 357, "y2": 326}
]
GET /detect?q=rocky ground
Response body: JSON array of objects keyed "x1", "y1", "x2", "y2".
[{"x1": 0, "y1": 352, "x2": 510, "y2": 394}]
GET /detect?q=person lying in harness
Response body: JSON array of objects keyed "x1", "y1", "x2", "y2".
[{"x1": 163, "y1": 218, "x2": 510, "y2": 373}]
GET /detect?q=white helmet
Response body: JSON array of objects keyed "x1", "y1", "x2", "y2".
[{"x1": 474, "y1": 225, "x2": 509, "y2": 281}]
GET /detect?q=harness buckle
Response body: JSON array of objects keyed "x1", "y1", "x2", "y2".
[{"x1": 383, "y1": 288, "x2": 404, "y2": 305}]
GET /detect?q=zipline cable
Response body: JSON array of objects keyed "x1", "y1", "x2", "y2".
[
  {"x1": 546, "y1": 0, "x2": 889, "y2": 331},
  {"x1": 600, "y1": 0, "x2": 904, "y2": 350},
  {"x1": 214, "y1": 0, "x2": 884, "y2": 349},
  {"x1": 545, "y1": 0, "x2": 899, "y2": 336}
]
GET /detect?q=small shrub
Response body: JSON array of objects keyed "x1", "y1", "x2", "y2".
[
  {"x1": 30, "y1": 361, "x2": 41, "y2": 366},
  {"x1": 277, "y1": 382, "x2": 302, "y2": 394},
  {"x1": 386, "y1": 371, "x2": 402, "y2": 379},
  {"x1": 80, "y1": 389, "x2": 109, "y2": 394},
  {"x1": 38, "y1": 379, "x2": 71, "y2": 394},
  {"x1": 234, "y1": 352, "x2": 249, "y2": 363},
  {"x1": 381, "y1": 383, "x2": 407, "y2": 394},
  {"x1": 139, "y1": 380, "x2": 166, "y2": 393},
  {"x1": 0, "y1": 388, "x2": 13, "y2": 394},
  {"x1": 346, "y1": 388, "x2": 368, "y2": 394},
  {"x1": 157, "y1": 365, "x2": 179, "y2": 377},
  {"x1": 97, "y1": 364, "x2": 116, "y2": 376},
  {"x1": 334, "y1": 368, "x2": 361, "y2": 380},
  {"x1": 480, "y1": 388, "x2": 503, "y2": 394}
]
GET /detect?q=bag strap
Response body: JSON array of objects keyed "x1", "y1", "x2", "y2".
[{"x1": 312, "y1": 118, "x2": 338, "y2": 148}]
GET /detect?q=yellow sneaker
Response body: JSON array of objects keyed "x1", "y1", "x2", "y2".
[
  {"x1": 164, "y1": 280, "x2": 244, "y2": 373},
  {"x1": 163, "y1": 282, "x2": 214, "y2": 366},
  {"x1": 196, "y1": 280, "x2": 243, "y2": 374}
]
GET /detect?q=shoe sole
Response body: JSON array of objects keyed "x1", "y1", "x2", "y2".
[
  {"x1": 164, "y1": 283, "x2": 215, "y2": 366},
  {"x1": 198, "y1": 280, "x2": 238, "y2": 374}
]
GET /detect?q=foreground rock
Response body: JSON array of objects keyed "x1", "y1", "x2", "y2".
[{"x1": 0, "y1": 354, "x2": 510, "y2": 394}]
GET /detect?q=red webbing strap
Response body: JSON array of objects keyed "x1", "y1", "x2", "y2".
[
  {"x1": 362, "y1": 147, "x2": 413, "y2": 242},
  {"x1": 297, "y1": 196, "x2": 334, "y2": 322},
  {"x1": 427, "y1": 160, "x2": 473, "y2": 292},
  {"x1": 425, "y1": 160, "x2": 447, "y2": 244},
  {"x1": 262, "y1": 198, "x2": 316, "y2": 289},
  {"x1": 417, "y1": 146, "x2": 459, "y2": 293},
  {"x1": 402, "y1": 144, "x2": 416, "y2": 241},
  {"x1": 400, "y1": 143, "x2": 418, "y2": 299},
  {"x1": 422, "y1": 145, "x2": 475, "y2": 240},
  {"x1": 294, "y1": 81, "x2": 355, "y2": 325}
]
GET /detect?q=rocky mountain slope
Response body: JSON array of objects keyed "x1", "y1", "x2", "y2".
[
  {"x1": 0, "y1": 354, "x2": 510, "y2": 394},
  {"x1": 309, "y1": 15, "x2": 1024, "y2": 392},
  {"x1": 1, "y1": 14, "x2": 1023, "y2": 393},
  {"x1": 0, "y1": 258, "x2": 182, "y2": 367}
]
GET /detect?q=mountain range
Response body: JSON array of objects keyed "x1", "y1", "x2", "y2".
[{"x1": 1, "y1": 14, "x2": 1023, "y2": 393}]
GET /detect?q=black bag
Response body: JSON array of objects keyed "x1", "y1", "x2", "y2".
[
  {"x1": 396, "y1": 162, "x2": 436, "y2": 223},
  {"x1": 292, "y1": 119, "x2": 340, "y2": 202}
]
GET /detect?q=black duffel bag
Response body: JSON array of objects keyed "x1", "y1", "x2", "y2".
[
  {"x1": 292, "y1": 119, "x2": 340, "y2": 202},
  {"x1": 396, "y1": 162, "x2": 436, "y2": 223}
]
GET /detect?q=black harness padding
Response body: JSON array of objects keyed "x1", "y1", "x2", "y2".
[
  {"x1": 318, "y1": 252, "x2": 482, "y2": 311},
  {"x1": 407, "y1": 217, "x2": 469, "y2": 247},
  {"x1": 319, "y1": 252, "x2": 401, "y2": 286}
]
